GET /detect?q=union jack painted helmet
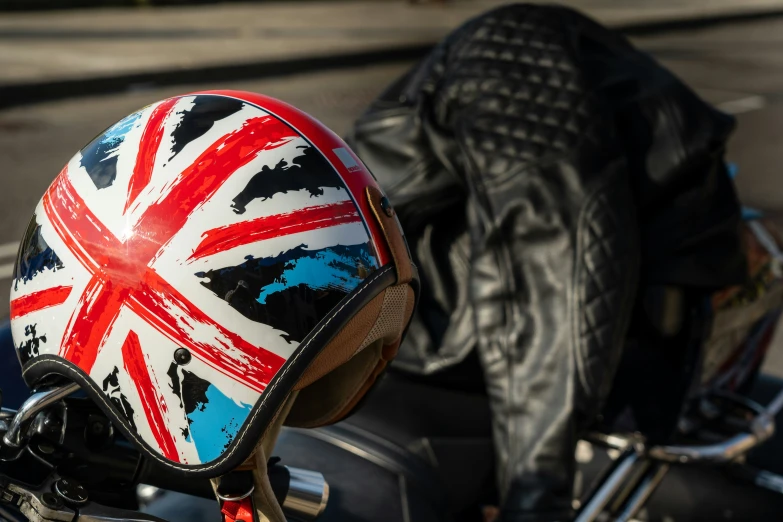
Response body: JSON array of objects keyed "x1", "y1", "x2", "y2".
[{"x1": 10, "y1": 91, "x2": 418, "y2": 477}]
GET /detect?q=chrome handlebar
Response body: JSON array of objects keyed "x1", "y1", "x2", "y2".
[
  {"x1": 576, "y1": 385, "x2": 783, "y2": 522},
  {"x1": 648, "y1": 428, "x2": 772, "y2": 464},
  {"x1": 2, "y1": 384, "x2": 79, "y2": 449},
  {"x1": 647, "y1": 385, "x2": 783, "y2": 464}
]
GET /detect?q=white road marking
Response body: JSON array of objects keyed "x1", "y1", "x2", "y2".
[
  {"x1": 0, "y1": 242, "x2": 19, "y2": 280},
  {"x1": 0, "y1": 262, "x2": 15, "y2": 280},
  {"x1": 0, "y1": 242, "x2": 19, "y2": 260},
  {"x1": 718, "y1": 95, "x2": 767, "y2": 115}
]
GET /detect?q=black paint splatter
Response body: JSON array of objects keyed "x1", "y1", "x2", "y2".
[
  {"x1": 101, "y1": 367, "x2": 137, "y2": 430},
  {"x1": 221, "y1": 417, "x2": 242, "y2": 452},
  {"x1": 167, "y1": 365, "x2": 214, "y2": 439},
  {"x1": 169, "y1": 97, "x2": 244, "y2": 160},
  {"x1": 231, "y1": 145, "x2": 345, "y2": 214},
  {"x1": 14, "y1": 214, "x2": 64, "y2": 291},
  {"x1": 17, "y1": 323, "x2": 46, "y2": 364},
  {"x1": 167, "y1": 365, "x2": 211, "y2": 416},
  {"x1": 167, "y1": 362, "x2": 183, "y2": 408},
  {"x1": 196, "y1": 243, "x2": 374, "y2": 343},
  {"x1": 181, "y1": 369, "x2": 211, "y2": 415}
]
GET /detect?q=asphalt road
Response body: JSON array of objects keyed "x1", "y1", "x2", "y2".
[{"x1": 3, "y1": 17, "x2": 783, "y2": 372}]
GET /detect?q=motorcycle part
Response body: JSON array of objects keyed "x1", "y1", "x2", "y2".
[
  {"x1": 575, "y1": 383, "x2": 783, "y2": 521},
  {"x1": 648, "y1": 387, "x2": 783, "y2": 464},
  {"x1": 281, "y1": 466, "x2": 329, "y2": 520},
  {"x1": 3, "y1": 384, "x2": 78, "y2": 449},
  {"x1": 574, "y1": 450, "x2": 640, "y2": 522},
  {"x1": 613, "y1": 463, "x2": 669, "y2": 522},
  {"x1": 54, "y1": 478, "x2": 89, "y2": 506},
  {"x1": 1, "y1": 466, "x2": 168, "y2": 522}
]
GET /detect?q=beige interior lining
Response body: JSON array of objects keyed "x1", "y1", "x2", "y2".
[
  {"x1": 293, "y1": 289, "x2": 385, "y2": 391},
  {"x1": 286, "y1": 339, "x2": 384, "y2": 428},
  {"x1": 358, "y1": 283, "x2": 410, "y2": 352},
  {"x1": 286, "y1": 284, "x2": 415, "y2": 428}
]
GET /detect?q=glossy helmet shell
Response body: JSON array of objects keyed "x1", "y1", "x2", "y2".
[{"x1": 10, "y1": 91, "x2": 417, "y2": 476}]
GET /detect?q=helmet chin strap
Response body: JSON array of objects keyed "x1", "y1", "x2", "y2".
[{"x1": 213, "y1": 391, "x2": 299, "y2": 522}]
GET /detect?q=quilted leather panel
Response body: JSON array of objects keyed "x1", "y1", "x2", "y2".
[
  {"x1": 576, "y1": 177, "x2": 638, "y2": 409},
  {"x1": 433, "y1": 4, "x2": 611, "y2": 189}
]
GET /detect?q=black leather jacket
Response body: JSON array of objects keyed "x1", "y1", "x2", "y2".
[{"x1": 348, "y1": 4, "x2": 746, "y2": 520}]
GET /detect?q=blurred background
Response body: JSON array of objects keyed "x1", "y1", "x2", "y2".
[{"x1": 3, "y1": 0, "x2": 783, "y2": 374}]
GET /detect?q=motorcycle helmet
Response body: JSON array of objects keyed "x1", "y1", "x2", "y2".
[{"x1": 9, "y1": 91, "x2": 418, "y2": 517}]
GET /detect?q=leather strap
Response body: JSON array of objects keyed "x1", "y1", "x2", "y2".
[{"x1": 366, "y1": 185, "x2": 413, "y2": 284}]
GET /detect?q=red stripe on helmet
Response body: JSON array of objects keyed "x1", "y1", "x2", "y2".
[
  {"x1": 122, "y1": 330, "x2": 180, "y2": 462},
  {"x1": 59, "y1": 277, "x2": 124, "y2": 371},
  {"x1": 188, "y1": 200, "x2": 361, "y2": 262},
  {"x1": 189, "y1": 90, "x2": 392, "y2": 266},
  {"x1": 126, "y1": 98, "x2": 179, "y2": 213},
  {"x1": 132, "y1": 115, "x2": 298, "y2": 263},
  {"x1": 10, "y1": 285, "x2": 72, "y2": 319}
]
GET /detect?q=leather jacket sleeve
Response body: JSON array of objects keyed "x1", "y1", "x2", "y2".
[{"x1": 349, "y1": 4, "x2": 744, "y2": 520}]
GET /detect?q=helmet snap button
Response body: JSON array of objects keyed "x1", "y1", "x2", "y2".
[
  {"x1": 174, "y1": 348, "x2": 191, "y2": 366},
  {"x1": 380, "y1": 197, "x2": 394, "y2": 218}
]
